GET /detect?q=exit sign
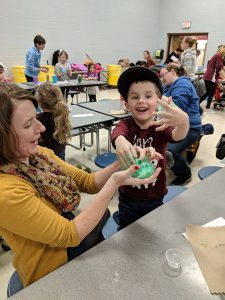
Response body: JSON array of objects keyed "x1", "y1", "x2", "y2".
[{"x1": 182, "y1": 21, "x2": 191, "y2": 29}]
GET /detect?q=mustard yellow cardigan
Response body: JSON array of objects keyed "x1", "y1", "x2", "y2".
[{"x1": 0, "y1": 147, "x2": 98, "y2": 287}]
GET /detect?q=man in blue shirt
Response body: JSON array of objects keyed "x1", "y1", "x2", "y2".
[{"x1": 25, "y1": 34, "x2": 48, "y2": 82}]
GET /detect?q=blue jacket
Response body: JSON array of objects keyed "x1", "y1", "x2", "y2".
[
  {"x1": 25, "y1": 46, "x2": 41, "y2": 77},
  {"x1": 163, "y1": 76, "x2": 201, "y2": 129}
]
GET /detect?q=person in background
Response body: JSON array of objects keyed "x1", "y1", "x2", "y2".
[
  {"x1": 25, "y1": 34, "x2": 48, "y2": 82},
  {"x1": 84, "y1": 63, "x2": 98, "y2": 102},
  {"x1": 36, "y1": 83, "x2": 71, "y2": 161},
  {"x1": 200, "y1": 45, "x2": 225, "y2": 108},
  {"x1": 0, "y1": 83, "x2": 161, "y2": 296},
  {"x1": 143, "y1": 50, "x2": 156, "y2": 68},
  {"x1": 140, "y1": 61, "x2": 147, "y2": 67},
  {"x1": 164, "y1": 48, "x2": 183, "y2": 64},
  {"x1": 160, "y1": 63, "x2": 202, "y2": 185},
  {"x1": 54, "y1": 50, "x2": 72, "y2": 100},
  {"x1": 218, "y1": 60, "x2": 225, "y2": 98},
  {"x1": 180, "y1": 37, "x2": 197, "y2": 80},
  {"x1": 111, "y1": 67, "x2": 189, "y2": 228},
  {"x1": 0, "y1": 62, "x2": 11, "y2": 83}
]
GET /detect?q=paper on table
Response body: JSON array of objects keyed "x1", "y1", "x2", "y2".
[
  {"x1": 170, "y1": 55, "x2": 179, "y2": 62},
  {"x1": 72, "y1": 114, "x2": 94, "y2": 118},
  {"x1": 183, "y1": 217, "x2": 225, "y2": 239},
  {"x1": 110, "y1": 109, "x2": 127, "y2": 115},
  {"x1": 187, "y1": 223, "x2": 225, "y2": 294}
]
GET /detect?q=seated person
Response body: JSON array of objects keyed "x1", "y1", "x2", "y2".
[
  {"x1": 0, "y1": 83, "x2": 161, "y2": 291},
  {"x1": 160, "y1": 63, "x2": 202, "y2": 185}
]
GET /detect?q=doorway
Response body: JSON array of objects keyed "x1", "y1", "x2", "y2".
[{"x1": 166, "y1": 32, "x2": 208, "y2": 66}]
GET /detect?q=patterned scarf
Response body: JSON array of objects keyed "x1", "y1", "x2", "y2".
[{"x1": 0, "y1": 152, "x2": 80, "y2": 212}]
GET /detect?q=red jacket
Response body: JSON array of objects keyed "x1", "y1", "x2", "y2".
[{"x1": 204, "y1": 52, "x2": 223, "y2": 82}]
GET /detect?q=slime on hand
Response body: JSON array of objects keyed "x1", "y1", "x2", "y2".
[{"x1": 131, "y1": 157, "x2": 156, "y2": 179}]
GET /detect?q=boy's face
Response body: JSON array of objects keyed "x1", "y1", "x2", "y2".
[
  {"x1": 36, "y1": 43, "x2": 45, "y2": 51},
  {"x1": 0, "y1": 66, "x2": 4, "y2": 74},
  {"x1": 125, "y1": 81, "x2": 158, "y2": 129}
]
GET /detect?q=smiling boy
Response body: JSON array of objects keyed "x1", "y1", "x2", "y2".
[{"x1": 112, "y1": 67, "x2": 189, "y2": 228}]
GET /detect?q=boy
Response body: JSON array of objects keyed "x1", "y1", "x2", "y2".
[
  {"x1": 112, "y1": 67, "x2": 189, "y2": 228},
  {"x1": 25, "y1": 34, "x2": 48, "y2": 82}
]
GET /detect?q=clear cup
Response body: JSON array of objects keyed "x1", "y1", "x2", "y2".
[
  {"x1": 165, "y1": 248, "x2": 184, "y2": 270},
  {"x1": 33, "y1": 77, "x2": 38, "y2": 84}
]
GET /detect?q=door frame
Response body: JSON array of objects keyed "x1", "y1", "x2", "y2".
[{"x1": 166, "y1": 32, "x2": 209, "y2": 65}]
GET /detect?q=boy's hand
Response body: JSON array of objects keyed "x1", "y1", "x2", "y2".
[
  {"x1": 111, "y1": 164, "x2": 162, "y2": 188},
  {"x1": 150, "y1": 99, "x2": 189, "y2": 131},
  {"x1": 115, "y1": 136, "x2": 163, "y2": 169},
  {"x1": 115, "y1": 136, "x2": 137, "y2": 169}
]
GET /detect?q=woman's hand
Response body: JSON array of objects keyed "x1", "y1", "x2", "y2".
[
  {"x1": 144, "y1": 147, "x2": 164, "y2": 161},
  {"x1": 150, "y1": 99, "x2": 188, "y2": 131},
  {"x1": 111, "y1": 164, "x2": 162, "y2": 188}
]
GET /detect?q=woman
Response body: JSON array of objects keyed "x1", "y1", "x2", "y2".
[
  {"x1": 180, "y1": 37, "x2": 197, "y2": 80},
  {"x1": 143, "y1": 50, "x2": 155, "y2": 68},
  {"x1": 160, "y1": 63, "x2": 202, "y2": 185},
  {"x1": 200, "y1": 45, "x2": 225, "y2": 108},
  {"x1": 0, "y1": 83, "x2": 161, "y2": 295}
]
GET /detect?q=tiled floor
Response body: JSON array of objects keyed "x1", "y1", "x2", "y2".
[{"x1": 0, "y1": 87, "x2": 225, "y2": 300}]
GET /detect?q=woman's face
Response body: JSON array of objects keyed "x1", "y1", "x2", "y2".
[
  {"x1": 180, "y1": 39, "x2": 188, "y2": 50},
  {"x1": 11, "y1": 100, "x2": 45, "y2": 161},
  {"x1": 144, "y1": 51, "x2": 149, "y2": 59},
  {"x1": 160, "y1": 68, "x2": 176, "y2": 86}
]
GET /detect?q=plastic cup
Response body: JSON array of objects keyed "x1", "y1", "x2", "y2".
[
  {"x1": 33, "y1": 77, "x2": 38, "y2": 84},
  {"x1": 52, "y1": 75, "x2": 57, "y2": 83},
  {"x1": 165, "y1": 248, "x2": 184, "y2": 270}
]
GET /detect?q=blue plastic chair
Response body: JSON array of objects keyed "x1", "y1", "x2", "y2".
[
  {"x1": 198, "y1": 166, "x2": 222, "y2": 180},
  {"x1": 95, "y1": 152, "x2": 117, "y2": 168},
  {"x1": 7, "y1": 271, "x2": 24, "y2": 297},
  {"x1": 101, "y1": 214, "x2": 119, "y2": 239},
  {"x1": 163, "y1": 185, "x2": 188, "y2": 203}
]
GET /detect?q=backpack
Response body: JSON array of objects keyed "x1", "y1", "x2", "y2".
[{"x1": 216, "y1": 134, "x2": 225, "y2": 160}]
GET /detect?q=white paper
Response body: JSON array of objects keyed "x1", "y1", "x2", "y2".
[
  {"x1": 72, "y1": 114, "x2": 94, "y2": 118},
  {"x1": 170, "y1": 55, "x2": 179, "y2": 62},
  {"x1": 183, "y1": 217, "x2": 225, "y2": 239}
]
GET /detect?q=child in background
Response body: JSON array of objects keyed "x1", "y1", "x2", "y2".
[
  {"x1": 54, "y1": 50, "x2": 72, "y2": 100},
  {"x1": 0, "y1": 62, "x2": 11, "y2": 83},
  {"x1": 25, "y1": 34, "x2": 48, "y2": 82},
  {"x1": 36, "y1": 83, "x2": 72, "y2": 161},
  {"x1": 84, "y1": 63, "x2": 98, "y2": 102},
  {"x1": 111, "y1": 67, "x2": 189, "y2": 228}
]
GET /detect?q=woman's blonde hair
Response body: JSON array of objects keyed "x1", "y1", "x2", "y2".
[
  {"x1": 36, "y1": 83, "x2": 71, "y2": 144},
  {"x1": 218, "y1": 45, "x2": 225, "y2": 59}
]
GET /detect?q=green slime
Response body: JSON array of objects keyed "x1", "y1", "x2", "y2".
[{"x1": 131, "y1": 157, "x2": 156, "y2": 179}]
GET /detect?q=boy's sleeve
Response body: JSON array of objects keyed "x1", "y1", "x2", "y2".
[
  {"x1": 111, "y1": 119, "x2": 130, "y2": 149},
  {"x1": 26, "y1": 51, "x2": 40, "y2": 73}
]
